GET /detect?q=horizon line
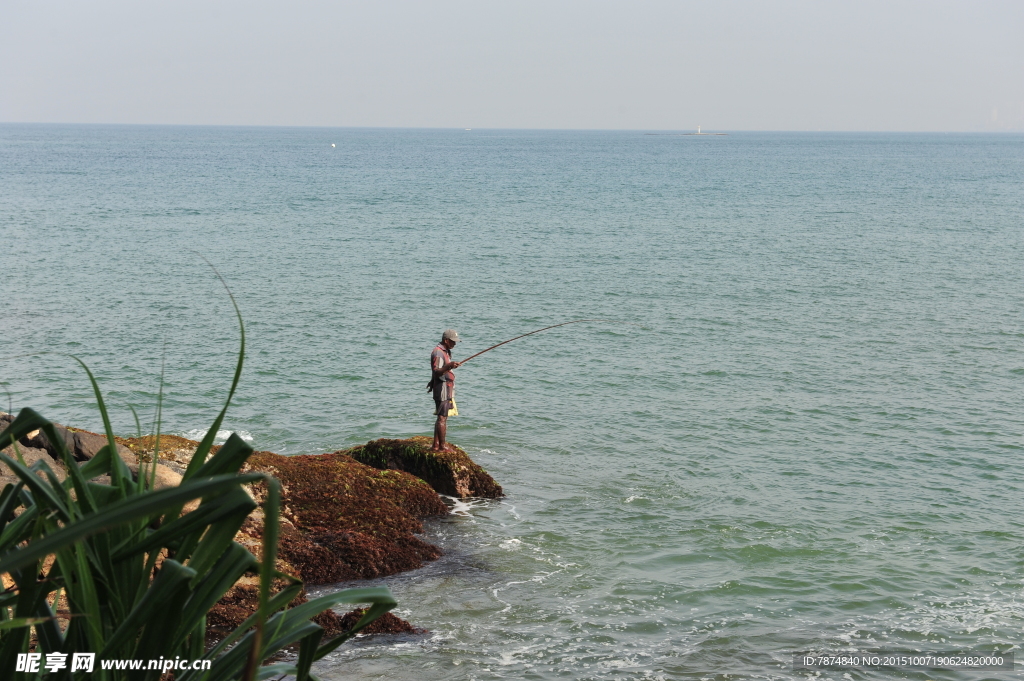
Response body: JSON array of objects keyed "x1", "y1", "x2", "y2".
[{"x1": 1, "y1": 121, "x2": 1022, "y2": 134}]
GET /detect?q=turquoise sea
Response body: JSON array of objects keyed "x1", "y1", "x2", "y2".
[{"x1": 2, "y1": 125, "x2": 1024, "y2": 680}]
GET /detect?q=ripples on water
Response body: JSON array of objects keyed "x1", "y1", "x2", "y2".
[{"x1": 3, "y1": 126, "x2": 1023, "y2": 679}]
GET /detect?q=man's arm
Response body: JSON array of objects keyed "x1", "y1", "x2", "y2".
[
  {"x1": 432, "y1": 350, "x2": 461, "y2": 378},
  {"x1": 433, "y1": 360, "x2": 461, "y2": 376}
]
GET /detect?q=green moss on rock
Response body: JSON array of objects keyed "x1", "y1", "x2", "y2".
[{"x1": 345, "y1": 436, "x2": 503, "y2": 499}]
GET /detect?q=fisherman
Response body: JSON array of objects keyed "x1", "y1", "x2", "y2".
[{"x1": 428, "y1": 329, "x2": 462, "y2": 452}]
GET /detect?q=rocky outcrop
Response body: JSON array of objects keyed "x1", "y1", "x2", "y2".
[
  {"x1": 243, "y1": 449, "x2": 449, "y2": 583},
  {"x1": 119, "y1": 433, "x2": 503, "y2": 635},
  {"x1": 0, "y1": 443, "x2": 64, "y2": 483},
  {"x1": 345, "y1": 436, "x2": 503, "y2": 498},
  {"x1": 124, "y1": 434, "x2": 501, "y2": 637},
  {"x1": 3, "y1": 414, "x2": 503, "y2": 638},
  {"x1": 114, "y1": 434, "x2": 482, "y2": 583}
]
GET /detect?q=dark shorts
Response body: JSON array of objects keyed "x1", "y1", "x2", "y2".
[
  {"x1": 434, "y1": 397, "x2": 454, "y2": 417},
  {"x1": 433, "y1": 381, "x2": 453, "y2": 416}
]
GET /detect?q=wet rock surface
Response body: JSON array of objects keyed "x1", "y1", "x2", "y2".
[{"x1": 2, "y1": 415, "x2": 501, "y2": 640}]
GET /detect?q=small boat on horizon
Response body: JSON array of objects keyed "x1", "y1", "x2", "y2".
[{"x1": 683, "y1": 125, "x2": 727, "y2": 136}]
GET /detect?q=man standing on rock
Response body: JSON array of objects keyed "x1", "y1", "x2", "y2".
[{"x1": 429, "y1": 329, "x2": 462, "y2": 452}]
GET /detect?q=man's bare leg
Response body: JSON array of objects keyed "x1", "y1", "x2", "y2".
[{"x1": 431, "y1": 414, "x2": 447, "y2": 452}]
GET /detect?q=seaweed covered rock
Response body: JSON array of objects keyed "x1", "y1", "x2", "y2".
[
  {"x1": 206, "y1": 512, "x2": 347, "y2": 643},
  {"x1": 337, "y1": 608, "x2": 425, "y2": 636},
  {"x1": 244, "y1": 449, "x2": 449, "y2": 584},
  {"x1": 346, "y1": 436, "x2": 503, "y2": 499},
  {"x1": 117, "y1": 432, "x2": 498, "y2": 586}
]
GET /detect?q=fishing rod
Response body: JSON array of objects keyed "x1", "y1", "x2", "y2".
[{"x1": 457, "y1": 319, "x2": 643, "y2": 366}]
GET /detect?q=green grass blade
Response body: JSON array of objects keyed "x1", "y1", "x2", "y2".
[
  {"x1": 310, "y1": 587, "x2": 399, "y2": 658},
  {"x1": 0, "y1": 601, "x2": 32, "y2": 674},
  {"x1": 244, "y1": 476, "x2": 282, "y2": 681},
  {"x1": 200, "y1": 576, "x2": 304, "y2": 661},
  {"x1": 207, "y1": 614, "x2": 322, "y2": 681},
  {"x1": 188, "y1": 614, "x2": 206, "y2": 662},
  {"x1": 99, "y1": 559, "x2": 196, "y2": 659},
  {"x1": 76, "y1": 443, "x2": 121, "y2": 482},
  {"x1": 0, "y1": 481, "x2": 25, "y2": 537},
  {"x1": 0, "y1": 454, "x2": 70, "y2": 523},
  {"x1": 295, "y1": 628, "x2": 324, "y2": 681},
  {"x1": 259, "y1": 478, "x2": 281, "y2": 618},
  {"x1": 68, "y1": 355, "x2": 126, "y2": 491},
  {"x1": 0, "y1": 504, "x2": 39, "y2": 549},
  {"x1": 182, "y1": 507, "x2": 252, "y2": 583},
  {"x1": 127, "y1": 403, "x2": 142, "y2": 439},
  {"x1": 254, "y1": 664, "x2": 303, "y2": 680},
  {"x1": 0, "y1": 473, "x2": 262, "y2": 575},
  {"x1": 191, "y1": 433, "x2": 254, "y2": 479},
  {"x1": 174, "y1": 543, "x2": 256, "y2": 647},
  {"x1": 183, "y1": 258, "x2": 246, "y2": 482},
  {"x1": 109, "y1": 486, "x2": 255, "y2": 561},
  {"x1": 259, "y1": 620, "x2": 323, "y2": 664},
  {"x1": 0, "y1": 617, "x2": 52, "y2": 630},
  {"x1": 69, "y1": 546, "x2": 105, "y2": 652}
]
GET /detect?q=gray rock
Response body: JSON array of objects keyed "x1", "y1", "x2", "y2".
[
  {"x1": 1, "y1": 444, "x2": 49, "y2": 466},
  {"x1": 25, "y1": 425, "x2": 76, "y2": 460},
  {"x1": 72, "y1": 431, "x2": 138, "y2": 465},
  {"x1": 0, "y1": 444, "x2": 68, "y2": 482},
  {"x1": 73, "y1": 431, "x2": 108, "y2": 460}
]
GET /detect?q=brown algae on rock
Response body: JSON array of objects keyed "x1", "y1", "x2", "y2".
[
  {"x1": 5, "y1": 418, "x2": 500, "y2": 639},
  {"x1": 244, "y1": 448, "x2": 448, "y2": 583}
]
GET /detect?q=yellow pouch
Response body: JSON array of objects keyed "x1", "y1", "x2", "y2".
[{"x1": 449, "y1": 399, "x2": 459, "y2": 416}]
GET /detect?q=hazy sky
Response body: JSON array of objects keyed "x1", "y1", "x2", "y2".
[{"x1": 2, "y1": 0, "x2": 1022, "y2": 131}]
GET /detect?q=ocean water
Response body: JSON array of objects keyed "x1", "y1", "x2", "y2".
[{"x1": 3, "y1": 125, "x2": 1024, "y2": 680}]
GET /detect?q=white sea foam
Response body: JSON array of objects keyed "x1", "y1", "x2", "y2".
[
  {"x1": 503, "y1": 502, "x2": 521, "y2": 520},
  {"x1": 441, "y1": 495, "x2": 488, "y2": 516},
  {"x1": 179, "y1": 429, "x2": 254, "y2": 445}
]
